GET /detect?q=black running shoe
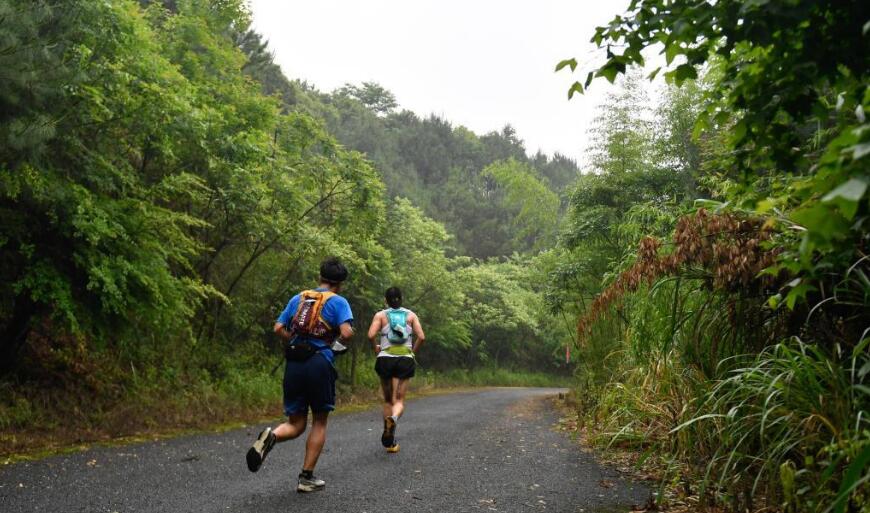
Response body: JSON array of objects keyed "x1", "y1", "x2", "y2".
[
  {"x1": 247, "y1": 427, "x2": 276, "y2": 472},
  {"x1": 381, "y1": 417, "x2": 397, "y2": 448}
]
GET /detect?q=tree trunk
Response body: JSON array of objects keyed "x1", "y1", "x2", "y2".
[
  {"x1": 0, "y1": 295, "x2": 36, "y2": 375},
  {"x1": 350, "y1": 339, "x2": 358, "y2": 391}
]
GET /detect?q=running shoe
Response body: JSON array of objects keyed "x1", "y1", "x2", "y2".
[
  {"x1": 246, "y1": 427, "x2": 276, "y2": 472},
  {"x1": 381, "y1": 416, "x2": 397, "y2": 447},
  {"x1": 297, "y1": 474, "x2": 326, "y2": 493},
  {"x1": 386, "y1": 444, "x2": 400, "y2": 453}
]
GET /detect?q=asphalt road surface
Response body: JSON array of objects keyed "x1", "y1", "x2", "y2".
[{"x1": 0, "y1": 388, "x2": 648, "y2": 512}]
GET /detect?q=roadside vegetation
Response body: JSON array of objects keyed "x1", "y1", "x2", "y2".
[{"x1": 553, "y1": 1, "x2": 870, "y2": 512}]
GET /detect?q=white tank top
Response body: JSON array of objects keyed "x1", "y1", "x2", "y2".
[{"x1": 378, "y1": 307, "x2": 414, "y2": 358}]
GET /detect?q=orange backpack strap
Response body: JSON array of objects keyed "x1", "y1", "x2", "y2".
[{"x1": 292, "y1": 290, "x2": 337, "y2": 340}]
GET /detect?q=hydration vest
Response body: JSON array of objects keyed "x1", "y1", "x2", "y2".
[
  {"x1": 385, "y1": 308, "x2": 411, "y2": 344},
  {"x1": 290, "y1": 290, "x2": 337, "y2": 341}
]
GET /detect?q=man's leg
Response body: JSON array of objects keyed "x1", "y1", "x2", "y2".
[
  {"x1": 296, "y1": 411, "x2": 329, "y2": 492},
  {"x1": 302, "y1": 411, "x2": 329, "y2": 470},
  {"x1": 248, "y1": 413, "x2": 305, "y2": 473},
  {"x1": 273, "y1": 413, "x2": 307, "y2": 442},
  {"x1": 296, "y1": 354, "x2": 335, "y2": 492}
]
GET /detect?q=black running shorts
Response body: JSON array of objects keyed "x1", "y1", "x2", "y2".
[{"x1": 375, "y1": 356, "x2": 416, "y2": 380}]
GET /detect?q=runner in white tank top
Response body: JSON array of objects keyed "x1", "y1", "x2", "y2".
[
  {"x1": 377, "y1": 306, "x2": 416, "y2": 358},
  {"x1": 367, "y1": 287, "x2": 426, "y2": 453}
]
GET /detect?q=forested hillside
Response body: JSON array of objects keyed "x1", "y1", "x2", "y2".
[
  {"x1": 0, "y1": 0, "x2": 574, "y2": 453},
  {"x1": 235, "y1": 32, "x2": 579, "y2": 258}
]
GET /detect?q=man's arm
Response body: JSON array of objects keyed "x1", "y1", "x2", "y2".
[
  {"x1": 274, "y1": 296, "x2": 297, "y2": 341},
  {"x1": 273, "y1": 322, "x2": 293, "y2": 341},
  {"x1": 328, "y1": 296, "x2": 355, "y2": 342},
  {"x1": 338, "y1": 321, "x2": 354, "y2": 341},
  {"x1": 367, "y1": 312, "x2": 383, "y2": 352},
  {"x1": 410, "y1": 313, "x2": 426, "y2": 353}
]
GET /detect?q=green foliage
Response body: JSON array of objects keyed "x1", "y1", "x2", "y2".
[
  {"x1": 564, "y1": 0, "x2": 870, "y2": 308},
  {"x1": 675, "y1": 339, "x2": 870, "y2": 512},
  {"x1": 378, "y1": 198, "x2": 471, "y2": 362},
  {"x1": 555, "y1": 1, "x2": 870, "y2": 512},
  {"x1": 423, "y1": 367, "x2": 570, "y2": 388},
  {"x1": 482, "y1": 159, "x2": 560, "y2": 249},
  {"x1": 0, "y1": 0, "x2": 215, "y2": 351},
  {"x1": 0, "y1": 0, "x2": 574, "y2": 451},
  {"x1": 336, "y1": 82, "x2": 398, "y2": 116},
  {"x1": 266, "y1": 77, "x2": 580, "y2": 258}
]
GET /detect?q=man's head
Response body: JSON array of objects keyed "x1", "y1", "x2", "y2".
[
  {"x1": 385, "y1": 287, "x2": 402, "y2": 309},
  {"x1": 319, "y1": 257, "x2": 348, "y2": 292}
]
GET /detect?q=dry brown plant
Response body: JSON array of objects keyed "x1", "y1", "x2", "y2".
[{"x1": 577, "y1": 209, "x2": 780, "y2": 340}]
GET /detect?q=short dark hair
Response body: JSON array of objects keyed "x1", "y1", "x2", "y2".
[
  {"x1": 319, "y1": 257, "x2": 348, "y2": 284},
  {"x1": 385, "y1": 287, "x2": 402, "y2": 309}
]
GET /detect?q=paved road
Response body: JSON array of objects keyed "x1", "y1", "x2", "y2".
[{"x1": 0, "y1": 388, "x2": 648, "y2": 512}]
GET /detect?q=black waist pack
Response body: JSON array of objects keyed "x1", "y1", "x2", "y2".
[{"x1": 285, "y1": 339, "x2": 318, "y2": 362}]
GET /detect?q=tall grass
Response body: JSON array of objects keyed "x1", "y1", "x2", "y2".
[
  {"x1": 676, "y1": 338, "x2": 870, "y2": 512},
  {"x1": 572, "y1": 272, "x2": 870, "y2": 512}
]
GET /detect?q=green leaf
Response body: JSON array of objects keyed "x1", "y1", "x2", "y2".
[
  {"x1": 733, "y1": 119, "x2": 748, "y2": 143},
  {"x1": 852, "y1": 142, "x2": 870, "y2": 160},
  {"x1": 568, "y1": 82, "x2": 584, "y2": 99},
  {"x1": 671, "y1": 63, "x2": 697, "y2": 85},
  {"x1": 555, "y1": 58, "x2": 577, "y2": 73},
  {"x1": 791, "y1": 203, "x2": 850, "y2": 238},
  {"x1": 822, "y1": 177, "x2": 868, "y2": 220},
  {"x1": 693, "y1": 112, "x2": 711, "y2": 140},
  {"x1": 740, "y1": 0, "x2": 771, "y2": 13},
  {"x1": 830, "y1": 444, "x2": 870, "y2": 513},
  {"x1": 596, "y1": 62, "x2": 623, "y2": 84},
  {"x1": 767, "y1": 293, "x2": 782, "y2": 309},
  {"x1": 823, "y1": 177, "x2": 868, "y2": 202},
  {"x1": 584, "y1": 71, "x2": 595, "y2": 88},
  {"x1": 785, "y1": 281, "x2": 815, "y2": 309},
  {"x1": 756, "y1": 198, "x2": 777, "y2": 213},
  {"x1": 665, "y1": 44, "x2": 681, "y2": 65}
]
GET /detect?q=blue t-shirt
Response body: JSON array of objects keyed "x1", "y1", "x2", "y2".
[{"x1": 277, "y1": 287, "x2": 353, "y2": 364}]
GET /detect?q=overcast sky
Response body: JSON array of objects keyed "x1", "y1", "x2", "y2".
[{"x1": 248, "y1": 0, "x2": 635, "y2": 165}]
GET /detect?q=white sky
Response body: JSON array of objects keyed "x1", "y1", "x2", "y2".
[{"x1": 248, "y1": 0, "x2": 636, "y2": 165}]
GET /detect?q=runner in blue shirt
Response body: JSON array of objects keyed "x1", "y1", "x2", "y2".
[{"x1": 246, "y1": 257, "x2": 354, "y2": 493}]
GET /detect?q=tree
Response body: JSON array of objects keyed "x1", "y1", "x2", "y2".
[
  {"x1": 0, "y1": 0, "x2": 212, "y2": 369},
  {"x1": 587, "y1": 70, "x2": 654, "y2": 176},
  {"x1": 652, "y1": 80, "x2": 706, "y2": 197},
  {"x1": 336, "y1": 82, "x2": 398, "y2": 116},
  {"x1": 483, "y1": 159, "x2": 561, "y2": 250},
  {"x1": 561, "y1": 0, "x2": 870, "y2": 301}
]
